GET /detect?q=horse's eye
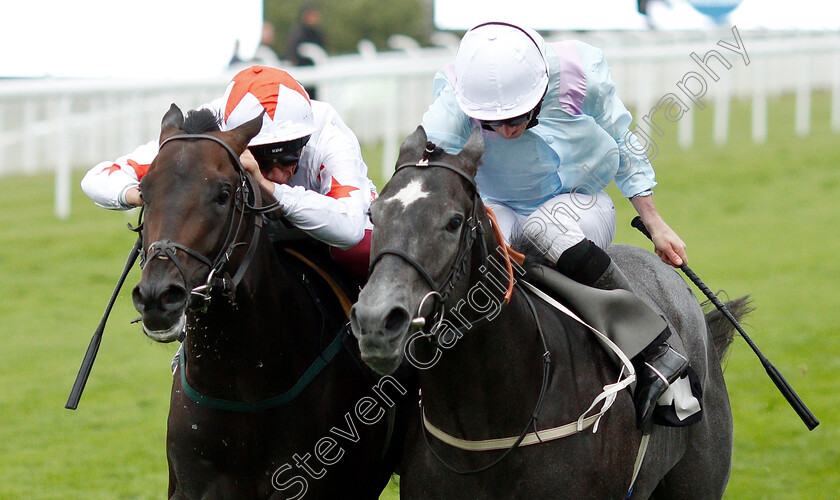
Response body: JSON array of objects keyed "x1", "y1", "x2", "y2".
[
  {"x1": 445, "y1": 215, "x2": 463, "y2": 233},
  {"x1": 217, "y1": 189, "x2": 232, "y2": 205}
]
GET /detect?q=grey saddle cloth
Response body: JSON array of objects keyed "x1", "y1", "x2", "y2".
[{"x1": 523, "y1": 264, "x2": 667, "y2": 362}]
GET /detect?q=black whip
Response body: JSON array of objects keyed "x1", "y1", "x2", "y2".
[
  {"x1": 66, "y1": 236, "x2": 142, "y2": 410},
  {"x1": 631, "y1": 216, "x2": 818, "y2": 430}
]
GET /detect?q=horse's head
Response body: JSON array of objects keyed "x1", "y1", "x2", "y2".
[
  {"x1": 351, "y1": 126, "x2": 485, "y2": 374},
  {"x1": 131, "y1": 104, "x2": 263, "y2": 342}
]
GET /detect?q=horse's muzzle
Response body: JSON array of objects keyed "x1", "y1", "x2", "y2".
[
  {"x1": 350, "y1": 301, "x2": 411, "y2": 375},
  {"x1": 132, "y1": 281, "x2": 188, "y2": 343}
]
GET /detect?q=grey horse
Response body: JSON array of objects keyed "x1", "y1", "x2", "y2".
[{"x1": 351, "y1": 126, "x2": 750, "y2": 499}]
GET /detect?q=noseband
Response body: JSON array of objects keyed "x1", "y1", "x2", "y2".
[{"x1": 137, "y1": 133, "x2": 271, "y2": 312}]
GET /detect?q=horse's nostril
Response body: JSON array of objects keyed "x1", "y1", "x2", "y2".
[
  {"x1": 160, "y1": 285, "x2": 187, "y2": 311},
  {"x1": 383, "y1": 307, "x2": 410, "y2": 335},
  {"x1": 350, "y1": 303, "x2": 410, "y2": 339},
  {"x1": 350, "y1": 307, "x2": 362, "y2": 336},
  {"x1": 132, "y1": 285, "x2": 145, "y2": 312}
]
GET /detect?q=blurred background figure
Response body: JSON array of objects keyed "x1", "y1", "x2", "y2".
[
  {"x1": 228, "y1": 39, "x2": 246, "y2": 68},
  {"x1": 285, "y1": 2, "x2": 325, "y2": 67},
  {"x1": 252, "y1": 21, "x2": 282, "y2": 67},
  {"x1": 285, "y1": 2, "x2": 325, "y2": 98},
  {"x1": 636, "y1": 0, "x2": 675, "y2": 29}
]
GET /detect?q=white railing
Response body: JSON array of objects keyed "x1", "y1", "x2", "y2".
[{"x1": 1, "y1": 28, "x2": 838, "y2": 218}]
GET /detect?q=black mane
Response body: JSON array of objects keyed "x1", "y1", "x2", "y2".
[
  {"x1": 182, "y1": 108, "x2": 222, "y2": 134},
  {"x1": 510, "y1": 234, "x2": 553, "y2": 268}
]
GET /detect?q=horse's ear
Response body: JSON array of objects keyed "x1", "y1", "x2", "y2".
[
  {"x1": 222, "y1": 111, "x2": 265, "y2": 155},
  {"x1": 159, "y1": 103, "x2": 184, "y2": 142},
  {"x1": 396, "y1": 126, "x2": 428, "y2": 165},
  {"x1": 456, "y1": 126, "x2": 484, "y2": 178}
]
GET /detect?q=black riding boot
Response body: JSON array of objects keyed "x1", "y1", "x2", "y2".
[
  {"x1": 593, "y1": 260, "x2": 634, "y2": 292},
  {"x1": 632, "y1": 334, "x2": 688, "y2": 434},
  {"x1": 555, "y1": 239, "x2": 688, "y2": 434}
]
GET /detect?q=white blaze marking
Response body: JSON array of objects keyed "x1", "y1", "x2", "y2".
[{"x1": 389, "y1": 179, "x2": 428, "y2": 209}]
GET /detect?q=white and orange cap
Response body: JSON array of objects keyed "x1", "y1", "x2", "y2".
[
  {"x1": 454, "y1": 22, "x2": 549, "y2": 121},
  {"x1": 221, "y1": 65, "x2": 316, "y2": 146}
]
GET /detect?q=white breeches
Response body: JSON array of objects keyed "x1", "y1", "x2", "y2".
[{"x1": 485, "y1": 191, "x2": 616, "y2": 263}]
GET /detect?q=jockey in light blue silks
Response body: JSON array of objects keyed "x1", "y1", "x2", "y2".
[{"x1": 421, "y1": 21, "x2": 696, "y2": 434}]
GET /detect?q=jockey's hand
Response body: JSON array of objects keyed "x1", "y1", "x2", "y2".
[
  {"x1": 124, "y1": 186, "x2": 143, "y2": 207},
  {"x1": 649, "y1": 222, "x2": 687, "y2": 268},
  {"x1": 240, "y1": 149, "x2": 277, "y2": 194},
  {"x1": 630, "y1": 194, "x2": 687, "y2": 268},
  {"x1": 240, "y1": 149, "x2": 261, "y2": 177}
]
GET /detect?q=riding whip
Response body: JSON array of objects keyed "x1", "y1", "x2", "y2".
[
  {"x1": 631, "y1": 216, "x2": 819, "y2": 430},
  {"x1": 66, "y1": 236, "x2": 142, "y2": 410}
]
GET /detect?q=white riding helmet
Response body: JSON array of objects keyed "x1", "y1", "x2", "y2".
[
  {"x1": 221, "y1": 65, "x2": 316, "y2": 146},
  {"x1": 454, "y1": 22, "x2": 549, "y2": 121}
]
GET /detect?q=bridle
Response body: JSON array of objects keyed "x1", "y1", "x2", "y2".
[
  {"x1": 368, "y1": 142, "x2": 489, "y2": 331},
  {"x1": 135, "y1": 133, "x2": 280, "y2": 312},
  {"x1": 135, "y1": 132, "x2": 359, "y2": 412}
]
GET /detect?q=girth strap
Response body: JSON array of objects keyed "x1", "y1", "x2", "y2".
[
  {"x1": 421, "y1": 281, "x2": 638, "y2": 448},
  {"x1": 423, "y1": 408, "x2": 602, "y2": 451},
  {"x1": 422, "y1": 281, "x2": 648, "y2": 494}
]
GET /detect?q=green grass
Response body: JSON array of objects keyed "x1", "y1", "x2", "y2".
[
  {"x1": 0, "y1": 92, "x2": 837, "y2": 498},
  {"x1": 617, "y1": 93, "x2": 840, "y2": 499}
]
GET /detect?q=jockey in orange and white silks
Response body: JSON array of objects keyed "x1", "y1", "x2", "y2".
[{"x1": 81, "y1": 65, "x2": 376, "y2": 283}]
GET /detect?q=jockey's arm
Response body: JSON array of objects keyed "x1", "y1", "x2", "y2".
[
  {"x1": 241, "y1": 116, "x2": 373, "y2": 250},
  {"x1": 270, "y1": 181, "x2": 369, "y2": 250},
  {"x1": 579, "y1": 47, "x2": 686, "y2": 268},
  {"x1": 80, "y1": 140, "x2": 158, "y2": 210}
]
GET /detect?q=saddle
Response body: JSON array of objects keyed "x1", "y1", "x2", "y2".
[
  {"x1": 523, "y1": 263, "x2": 703, "y2": 429},
  {"x1": 524, "y1": 263, "x2": 665, "y2": 362}
]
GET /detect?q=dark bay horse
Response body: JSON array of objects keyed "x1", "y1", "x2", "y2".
[
  {"x1": 131, "y1": 104, "x2": 414, "y2": 499},
  {"x1": 350, "y1": 126, "x2": 750, "y2": 499}
]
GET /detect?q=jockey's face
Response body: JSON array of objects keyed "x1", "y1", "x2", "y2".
[
  {"x1": 479, "y1": 108, "x2": 533, "y2": 140},
  {"x1": 487, "y1": 121, "x2": 528, "y2": 139},
  {"x1": 263, "y1": 163, "x2": 297, "y2": 185},
  {"x1": 249, "y1": 135, "x2": 310, "y2": 184}
]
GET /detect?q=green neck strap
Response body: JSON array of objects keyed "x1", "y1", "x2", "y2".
[{"x1": 179, "y1": 328, "x2": 347, "y2": 412}]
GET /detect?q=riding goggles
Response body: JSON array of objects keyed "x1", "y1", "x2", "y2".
[
  {"x1": 478, "y1": 99, "x2": 544, "y2": 131},
  {"x1": 250, "y1": 135, "x2": 311, "y2": 170},
  {"x1": 479, "y1": 111, "x2": 532, "y2": 129}
]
